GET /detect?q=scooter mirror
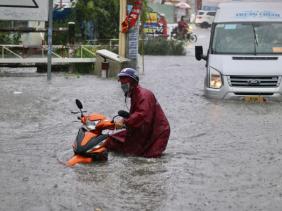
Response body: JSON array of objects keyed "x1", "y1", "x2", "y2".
[
  {"x1": 75, "y1": 99, "x2": 83, "y2": 110},
  {"x1": 118, "y1": 110, "x2": 130, "y2": 118}
]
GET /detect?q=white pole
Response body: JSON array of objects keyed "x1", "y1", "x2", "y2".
[{"x1": 47, "y1": 0, "x2": 53, "y2": 80}]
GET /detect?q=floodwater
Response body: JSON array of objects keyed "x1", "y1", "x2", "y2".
[{"x1": 1, "y1": 28, "x2": 282, "y2": 211}]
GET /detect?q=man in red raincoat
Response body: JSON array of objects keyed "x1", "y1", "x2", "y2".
[
  {"x1": 158, "y1": 13, "x2": 168, "y2": 39},
  {"x1": 105, "y1": 68, "x2": 170, "y2": 158},
  {"x1": 177, "y1": 16, "x2": 188, "y2": 39}
]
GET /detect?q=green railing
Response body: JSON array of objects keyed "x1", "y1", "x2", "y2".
[{"x1": 0, "y1": 39, "x2": 119, "y2": 59}]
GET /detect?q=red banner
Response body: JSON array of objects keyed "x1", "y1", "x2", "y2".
[{"x1": 121, "y1": 0, "x2": 143, "y2": 33}]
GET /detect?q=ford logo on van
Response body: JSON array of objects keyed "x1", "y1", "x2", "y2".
[{"x1": 247, "y1": 79, "x2": 260, "y2": 85}]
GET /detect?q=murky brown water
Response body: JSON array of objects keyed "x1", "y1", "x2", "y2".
[{"x1": 1, "y1": 28, "x2": 282, "y2": 211}]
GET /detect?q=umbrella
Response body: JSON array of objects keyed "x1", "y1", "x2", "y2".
[
  {"x1": 164, "y1": 2, "x2": 173, "y2": 5},
  {"x1": 175, "y1": 2, "x2": 191, "y2": 9}
]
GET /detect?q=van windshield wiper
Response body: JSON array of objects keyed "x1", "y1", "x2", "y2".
[
  {"x1": 252, "y1": 24, "x2": 258, "y2": 55},
  {"x1": 211, "y1": 47, "x2": 217, "y2": 54}
]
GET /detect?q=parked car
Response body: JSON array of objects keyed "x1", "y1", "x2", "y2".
[{"x1": 195, "y1": 10, "x2": 216, "y2": 28}]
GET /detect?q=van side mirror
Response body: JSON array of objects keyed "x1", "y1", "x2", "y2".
[
  {"x1": 195, "y1": 46, "x2": 203, "y2": 60},
  {"x1": 195, "y1": 46, "x2": 207, "y2": 61}
]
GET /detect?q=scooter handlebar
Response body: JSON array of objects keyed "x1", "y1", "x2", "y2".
[{"x1": 71, "y1": 110, "x2": 87, "y2": 114}]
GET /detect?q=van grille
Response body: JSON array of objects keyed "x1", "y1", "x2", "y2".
[{"x1": 228, "y1": 76, "x2": 280, "y2": 87}]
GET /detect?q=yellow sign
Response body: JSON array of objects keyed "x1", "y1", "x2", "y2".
[
  {"x1": 143, "y1": 28, "x2": 156, "y2": 33},
  {"x1": 146, "y1": 12, "x2": 158, "y2": 23}
]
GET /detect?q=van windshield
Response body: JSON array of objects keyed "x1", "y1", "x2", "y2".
[{"x1": 212, "y1": 23, "x2": 282, "y2": 54}]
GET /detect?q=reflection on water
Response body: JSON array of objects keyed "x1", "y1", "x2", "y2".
[
  {"x1": 56, "y1": 147, "x2": 171, "y2": 210},
  {"x1": 68, "y1": 154, "x2": 170, "y2": 210}
]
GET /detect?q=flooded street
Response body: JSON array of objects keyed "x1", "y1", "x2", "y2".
[{"x1": 1, "y1": 27, "x2": 282, "y2": 211}]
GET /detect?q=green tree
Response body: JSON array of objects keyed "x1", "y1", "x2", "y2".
[
  {"x1": 0, "y1": 21, "x2": 21, "y2": 44},
  {"x1": 75, "y1": 0, "x2": 119, "y2": 41},
  {"x1": 53, "y1": 11, "x2": 76, "y2": 45}
]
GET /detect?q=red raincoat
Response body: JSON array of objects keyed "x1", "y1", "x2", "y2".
[{"x1": 106, "y1": 85, "x2": 170, "y2": 157}]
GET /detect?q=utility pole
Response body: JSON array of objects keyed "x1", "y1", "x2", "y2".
[
  {"x1": 196, "y1": 0, "x2": 202, "y2": 11},
  {"x1": 119, "y1": 0, "x2": 127, "y2": 58}
]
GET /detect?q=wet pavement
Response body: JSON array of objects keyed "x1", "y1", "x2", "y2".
[{"x1": 1, "y1": 27, "x2": 282, "y2": 211}]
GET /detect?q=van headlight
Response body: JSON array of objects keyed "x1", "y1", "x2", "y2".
[{"x1": 209, "y1": 67, "x2": 223, "y2": 89}]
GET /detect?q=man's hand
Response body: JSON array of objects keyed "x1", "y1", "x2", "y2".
[{"x1": 115, "y1": 119, "x2": 125, "y2": 129}]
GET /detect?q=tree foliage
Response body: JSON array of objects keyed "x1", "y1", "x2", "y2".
[
  {"x1": 0, "y1": 21, "x2": 21, "y2": 44},
  {"x1": 74, "y1": 0, "x2": 119, "y2": 40}
]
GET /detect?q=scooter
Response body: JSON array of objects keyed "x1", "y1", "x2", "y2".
[
  {"x1": 66, "y1": 99, "x2": 129, "y2": 167},
  {"x1": 171, "y1": 25, "x2": 197, "y2": 43}
]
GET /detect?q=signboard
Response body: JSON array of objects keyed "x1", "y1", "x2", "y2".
[
  {"x1": 143, "y1": 12, "x2": 165, "y2": 36},
  {"x1": 127, "y1": 5, "x2": 139, "y2": 60},
  {"x1": 0, "y1": 0, "x2": 49, "y2": 21},
  {"x1": 143, "y1": 12, "x2": 159, "y2": 34},
  {"x1": 128, "y1": 26, "x2": 139, "y2": 60},
  {"x1": 147, "y1": 12, "x2": 158, "y2": 23}
]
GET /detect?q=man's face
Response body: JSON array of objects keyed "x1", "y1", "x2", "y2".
[{"x1": 119, "y1": 77, "x2": 131, "y2": 97}]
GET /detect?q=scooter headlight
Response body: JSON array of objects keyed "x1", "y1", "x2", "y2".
[
  {"x1": 209, "y1": 67, "x2": 223, "y2": 89},
  {"x1": 86, "y1": 120, "x2": 99, "y2": 130}
]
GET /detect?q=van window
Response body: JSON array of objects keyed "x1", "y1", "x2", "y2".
[
  {"x1": 198, "y1": 11, "x2": 205, "y2": 15},
  {"x1": 211, "y1": 23, "x2": 282, "y2": 54},
  {"x1": 207, "y1": 12, "x2": 216, "y2": 16}
]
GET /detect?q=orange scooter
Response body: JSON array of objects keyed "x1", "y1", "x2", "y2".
[{"x1": 67, "y1": 99, "x2": 129, "y2": 167}]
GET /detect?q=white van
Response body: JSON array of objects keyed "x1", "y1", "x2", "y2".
[{"x1": 195, "y1": 2, "x2": 282, "y2": 101}]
